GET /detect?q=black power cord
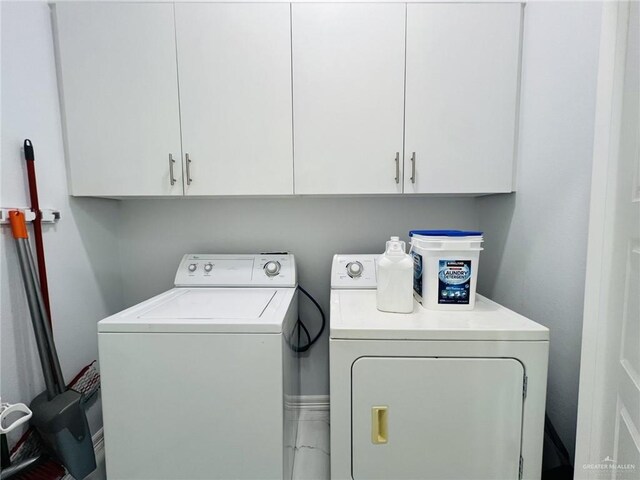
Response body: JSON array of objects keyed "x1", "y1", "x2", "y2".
[
  {"x1": 545, "y1": 414, "x2": 572, "y2": 467},
  {"x1": 291, "y1": 285, "x2": 326, "y2": 353}
]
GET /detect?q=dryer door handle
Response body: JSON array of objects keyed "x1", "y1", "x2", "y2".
[{"x1": 371, "y1": 406, "x2": 388, "y2": 444}]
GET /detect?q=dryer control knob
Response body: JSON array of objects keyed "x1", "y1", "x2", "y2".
[
  {"x1": 347, "y1": 261, "x2": 363, "y2": 278},
  {"x1": 188, "y1": 263, "x2": 197, "y2": 272},
  {"x1": 204, "y1": 263, "x2": 213, "y2": 272},
  {"x1": 264, "y1": 261, "x2": 281, "y2": 277}
]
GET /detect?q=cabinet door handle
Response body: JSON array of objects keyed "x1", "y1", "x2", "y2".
[
  {"x1": 410, "y1": 152, "x2": 416, "y2": 184},
  {"x1": 394, "y1": 152, "x2": 400, "y2": 184},
  {"x1": 186, "y1": 153, "x2": 193, "y2": 185},
  {"x1": 371, "y1": 406, "x2": 388, "y2": 444},
  {"x1": 169, "y1": 154, "x2": 177, "y2": 186}
]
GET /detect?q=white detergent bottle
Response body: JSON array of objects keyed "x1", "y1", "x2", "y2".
[{"x1": 377, "y1": 236, "x2": 414, "y2": 313}]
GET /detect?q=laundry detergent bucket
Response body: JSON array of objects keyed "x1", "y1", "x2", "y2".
[{"x1": 409, "y1": 230, "x2": 484, "y2": 311}]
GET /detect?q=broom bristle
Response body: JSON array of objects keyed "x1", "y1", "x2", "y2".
[{"x1": 15, "y1": 459, "x2": 66, "y2": 480}]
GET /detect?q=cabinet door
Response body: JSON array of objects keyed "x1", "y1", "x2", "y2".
[
  {"x1": 292, "y1": 4, "x2": 406, "y2": 194},
  {"x1": 352, "y1": 357, "x2": 524, "y2": 479},
  {"x1": 54, "y1": 3, "x2": 183, "y2": 196},
  {"x1": 404, "y1": 4, "x2": 522, "y2": 194},
  {"x1": 175, "y1": 4, "x2": 293, "y2": 196}
]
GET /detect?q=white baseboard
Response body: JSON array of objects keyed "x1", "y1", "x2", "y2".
[
  {"x1": 91, "y1": 427, "x2": 104, "y2": 457},
  {"x1": 291, "y1": 394, "x2": 330, "y2": 411}
]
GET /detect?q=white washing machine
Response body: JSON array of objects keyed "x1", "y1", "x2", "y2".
[
  {"x1": 330, "y1": 255, "x2": 549, "y2": 480},
  {"x1": 98, "y1": 254, "x2": 299, "y2": 480}
]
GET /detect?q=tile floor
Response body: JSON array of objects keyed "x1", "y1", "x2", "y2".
[
  {"x1": 85, "y1": 408, "x2": 330, "y2": 480},
  {"x1": 292, "y1": 408, "x2": 330, "y2": 480}
]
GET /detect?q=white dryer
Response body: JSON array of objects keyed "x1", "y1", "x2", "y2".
[
  {"x1": 98, "y1": 254, "x2": 299, "y2": 480},
  {"x1": 330, "y1": 254, "x2": 549, "y2": 480}
]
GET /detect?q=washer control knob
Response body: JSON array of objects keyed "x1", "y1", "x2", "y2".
[
  {"x1": 264, "y1": 261, "x2": 281, "y2": 277},
  {"x1": 204, "y1": 263, "x2": 213, "y2": 273},
  {"x1": 188, "y1": 263, "x2": 197, "y2": 272},
  {"x1": 346, "y1": 261, "x2": 363, "y2": 278}
]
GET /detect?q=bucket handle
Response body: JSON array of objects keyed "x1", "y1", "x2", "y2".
[{"x1": 0, "y1": 401, "x2": 32, "y2": 434}]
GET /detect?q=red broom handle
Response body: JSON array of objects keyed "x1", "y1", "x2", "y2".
[{"x1": 24, "y1": 139, "x2": 52, "y2": 325}]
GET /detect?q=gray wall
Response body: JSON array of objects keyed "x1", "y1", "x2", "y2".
[
  {"x1": 117, "y1": 196, "x2": 479, "y2": 394},
  {"x1": 476, "y1": 1, "x2": 603, "y2": 463},
  {"x1": 0, "y1": 1, "x2": 123, "y2": 444}
]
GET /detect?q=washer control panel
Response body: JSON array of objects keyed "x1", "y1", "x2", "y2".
[
  {"x1": 175, "y1": 253, "x2": 296, "y2": 287},
  {"x1": 331, "y1": 255, "x2": 378, "y2": 289}
]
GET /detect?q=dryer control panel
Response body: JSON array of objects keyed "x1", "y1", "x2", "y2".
[
  {"x1": 175, "y1": 253, "x2": 296, "y2": 287},
  {"x1": 331, "y1": 255, "x2": 378, "y2": 289}
]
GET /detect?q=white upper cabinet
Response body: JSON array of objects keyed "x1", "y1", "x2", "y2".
[
  {"x1": 55, "y1": 2, "x2": 523, "y2": 197},
  {"x1": 175, "y1": 4, "x2": 293, "y2": 196},
  {"x1": 292, "y1": 3, "x2": 406, "y2": 194},
  {"x1": 404, "y1": 3, "x2": 522, "y2": 194},
  {"x1": 54, "y1": 3, "x2": 183, "y2": 196}
]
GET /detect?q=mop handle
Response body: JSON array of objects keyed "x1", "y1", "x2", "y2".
[
  {"x1": 24, "y1": 139, "x2": 52, "y2": 324},
  {"x1": 10, "y1": 211, "x2": 65, "y2": 397}
]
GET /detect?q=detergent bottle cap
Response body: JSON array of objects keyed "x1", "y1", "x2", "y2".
[{"x1": 385, "y1": 236, "x2": 406, "y2": 256}]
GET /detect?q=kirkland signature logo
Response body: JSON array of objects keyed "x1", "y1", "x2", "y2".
[{"x1": 438, "y1": 263, "x2": 471, "y2": 285}]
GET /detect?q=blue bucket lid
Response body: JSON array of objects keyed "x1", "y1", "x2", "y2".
[{"x1": 409, "y1": 229, "x2": 483, "y2": 237}]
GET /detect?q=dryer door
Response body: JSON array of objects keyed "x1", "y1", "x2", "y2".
[{"x1": 352, "y1": 357, "x2": 524, "y2": 479}]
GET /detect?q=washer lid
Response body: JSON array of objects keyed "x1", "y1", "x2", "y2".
[
  {"x1": 98, "y1": 288, "x2": 295, "y2": 333},
  {"x1": 141, "y1": 289, "x2": 276, "y2": 320},
  {"x1": 330, "y1": 291, "x2": 549, "y2": 341}
]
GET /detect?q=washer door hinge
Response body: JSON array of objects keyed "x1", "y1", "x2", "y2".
[{"x1": 519, "y1": 456, "x2": 524, "y2": 480}]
